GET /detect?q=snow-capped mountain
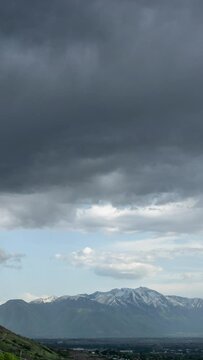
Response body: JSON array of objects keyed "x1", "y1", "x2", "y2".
[
  {"x1": 31, "y1": 296, "x2": 57, "y2": 304},
  {"x1": 166, "y1": 295, "x2": 203, "y2": 309},
  {"x1": 31, "y1": 287, "x2": 203, "y2": 310},
  {"x1": 89, "y1": 287, "x2": 171, "y2": 308},
  {"x1": 90, "y1": 287, "x2": 203, "y2": 310},
  {"x1": 0, "y1": 287, "x2": 203, "y2": 338}
]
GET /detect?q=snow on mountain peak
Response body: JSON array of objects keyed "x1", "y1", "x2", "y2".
[
  {"x1": 29, "y1": 288, "x2": 203, "y2": 310},
  {"x1": 166, "y1": 295, "x2": 203, "y2": 309},
  {"x1": 31, "y1": 296, "x2": 58, "y2": 304},
  {"x1": 89, "y1": 287, "x2": 169, "y2": 308}
]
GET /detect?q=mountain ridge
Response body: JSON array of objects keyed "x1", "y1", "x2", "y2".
[
  {"x1": 1, "y1": 287, "x2": 203, "y2": 338},
  {"x1": 29, "y1": 287, "x2": 203, "y2": 309}
]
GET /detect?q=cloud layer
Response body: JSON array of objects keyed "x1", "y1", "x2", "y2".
[
  {"x1": 55, "y1": 236, "x2": 203, "y2": 281},
  {"x1": 56, "y1": 247, "x2": 161, "y2": 280},
  {"x1": 0, "y1": 1, "x2": 203, "y2": 232},
  {"x1": 0, "y1": 194, "x2": 202, "y2": 235}
]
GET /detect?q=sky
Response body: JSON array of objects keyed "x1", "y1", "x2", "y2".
[{"x1": 1, "y1": 0, "x2": 203, "y2": 303}]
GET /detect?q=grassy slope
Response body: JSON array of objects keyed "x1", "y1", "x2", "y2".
[{"x1": 0, "y1": 326, "x2": 61, "y2": 360}]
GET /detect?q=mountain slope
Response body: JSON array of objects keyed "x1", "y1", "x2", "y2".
[
  {"x1": 0, "y1": 287, "x2": 203, "y2": 338},
  {"x1": 0, "y1": 325, "x2": 60, "y2": 359}
]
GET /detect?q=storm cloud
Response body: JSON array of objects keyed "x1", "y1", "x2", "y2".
[{"x1": 1, "y1": 1, "x2": 203, "y2": 230}]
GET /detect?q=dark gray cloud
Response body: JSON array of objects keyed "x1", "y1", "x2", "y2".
[{"x1": 1, "y1": 1, "x2": 203, "y2": 228}]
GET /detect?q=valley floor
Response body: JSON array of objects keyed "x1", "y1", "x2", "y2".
[
  {"x1": 41, "y1": 338, "x2": 203, "y2": 360},
  {"x1": 67, "y1": 348, "x2": 203, "y2": 360}
]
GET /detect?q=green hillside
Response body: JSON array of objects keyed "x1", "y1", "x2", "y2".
[{"x1": 0, "y1": 326, "x2": 62, "y2": 360}]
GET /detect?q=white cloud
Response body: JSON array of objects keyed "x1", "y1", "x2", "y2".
[
  {"x1": 56, "y1": 247, "x2": 161, "y2": 280},
  {"x1": 74, "y1": 198, "x2": 200, "y2": 234},
  {"x1": 95, "y1": 262, "x2": 160, "y2": 280},
  {"x1": 115, "y1": 235, "x2": 203, "y2": 261},
  {"x1": 0, "y1": 192, "x2": 203, "y2": 237},
  {"x1": 55, "y1": 233, "x2": 203, "y2": 289}
]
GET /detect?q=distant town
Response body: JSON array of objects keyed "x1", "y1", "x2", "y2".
[{"x1": 42, "y1": 338, "x2": 203, "y2": 360}]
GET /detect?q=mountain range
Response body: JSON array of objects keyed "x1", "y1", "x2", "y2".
[{"x1": 0, "y1": 287, "x2": 203, "y2": 338}]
